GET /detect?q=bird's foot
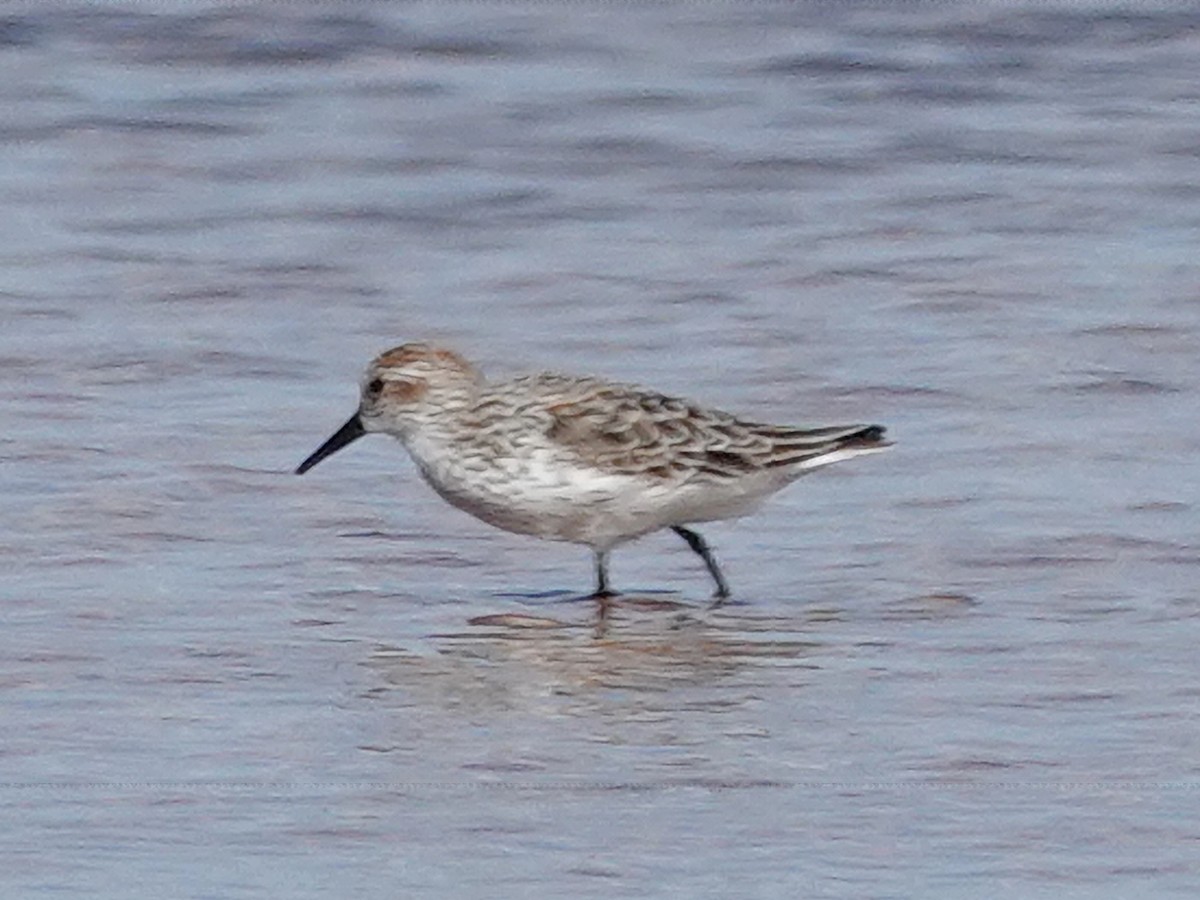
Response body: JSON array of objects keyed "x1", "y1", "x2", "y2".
[{"x1": 708, "y1": 589, "x2": 733, "y2": 609}]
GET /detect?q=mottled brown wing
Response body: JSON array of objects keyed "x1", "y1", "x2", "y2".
[
  {"x1": 539, "y1": 380, "x2": 778, "y2": 480},
  {"x1": 537, "y1": 376, "x2": 889, "y2": 480}
]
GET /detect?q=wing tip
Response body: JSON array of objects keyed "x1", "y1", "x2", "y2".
[{"x1": 845, "y1": 424, "x2": 891, "y2": 449}]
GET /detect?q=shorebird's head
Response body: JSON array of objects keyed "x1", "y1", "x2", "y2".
[{"x1": 295, "y1": 343, "x2": 482, "y2": 475}]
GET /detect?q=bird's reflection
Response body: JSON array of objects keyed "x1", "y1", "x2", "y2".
[
  {"x1": 361, "y1": 595, "x2": 832, "y2": 719},
  {"x1": 468, "y1": 592, "x2": 697, "y2": 639}
]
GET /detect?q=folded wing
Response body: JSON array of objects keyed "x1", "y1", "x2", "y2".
[{"x1": 531, "y1": 375, "x2": 889, "y2": 481}]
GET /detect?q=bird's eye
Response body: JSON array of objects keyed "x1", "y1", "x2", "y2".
[{"x1": 367, "y1": 378, "x2": 384, "y2": 396}]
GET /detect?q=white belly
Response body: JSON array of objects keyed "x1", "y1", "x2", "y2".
[{"x1": 404, "y1": 437, "x2": 776, "y2": 550}]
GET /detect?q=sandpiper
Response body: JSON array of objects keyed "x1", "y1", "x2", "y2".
[{"x1": 296, "y1": 343, "x2": 891, "y2": 601}]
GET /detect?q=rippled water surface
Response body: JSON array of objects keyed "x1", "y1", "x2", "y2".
[{"x1": 4, "y1": 2, "x2": 1199, "y2": 897}]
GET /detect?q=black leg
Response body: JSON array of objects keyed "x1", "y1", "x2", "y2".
[
  {"x1": 671, "y1": 526, "x2": 731, "y2": 601},
  {"x1": 592, "y1": 549, "x2": 615, "y2": 598}
]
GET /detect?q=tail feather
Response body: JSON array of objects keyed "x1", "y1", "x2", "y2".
[{"x1": 762, "y1": 424, "x2": 890, "y2": 470}]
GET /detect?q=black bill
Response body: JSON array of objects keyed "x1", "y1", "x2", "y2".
[{"x1": 296, "y1": 413, "x2": 365, "y2": 474}]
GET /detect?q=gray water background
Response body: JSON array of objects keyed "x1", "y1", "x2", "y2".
[{"x1": 3, "y1": 2, "x2": 1199, "y2": 897}]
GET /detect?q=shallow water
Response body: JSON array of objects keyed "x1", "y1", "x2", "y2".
[{"x1": 3, "y1": 2, "x2": 1199, "y2": 897}]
